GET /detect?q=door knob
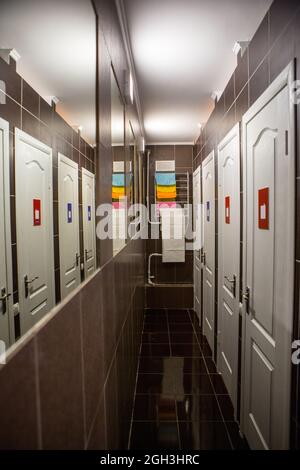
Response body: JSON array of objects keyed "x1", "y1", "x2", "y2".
[
  {"x1": 24, "y1": 275, "x2": 39, "y2": 298},
  {"x1": 0, "y1": 287, "x2": 11, "y2": 315}
]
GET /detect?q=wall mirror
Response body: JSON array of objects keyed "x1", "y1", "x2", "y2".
[
  {"x1": 111, "y1": 67, "x2": 127, "y2": 256},
  {"x1": 0, "y1": 0, "x2": 97, "y2": 348}
]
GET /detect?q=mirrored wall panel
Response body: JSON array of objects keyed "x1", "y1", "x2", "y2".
[
  {"x1": 0, "y1": 0, "x2": 97, "y2": 346},
  {"x1": 111, "y1": 67, "x2": 127, "y2": 256}
]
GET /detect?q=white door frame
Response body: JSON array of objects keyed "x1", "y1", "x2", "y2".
[
  {"x1": 202, "y1": 150, "x2": 215, "y2": 354},
  {"x1": 193, "y1": 165, "x2": 202, "y2": 325},
  {"x1": 0, "y1": 117, "x2": 14, "y2": 345},
  {"x1": 58, "y1": 153, "x2": 80, "y2": 299},
  {"x1": 15, "y1": 128, "x2": 55, "y2": 335},
  {"x1": 217, "y1": 122, "x2": 241, "y2": 416},
  {"x1": 241, "y1": 61, "x2": 295, "y2": 449},
  {"x1": 82, "y1": 167, "x2": 96, "y2": 278}
]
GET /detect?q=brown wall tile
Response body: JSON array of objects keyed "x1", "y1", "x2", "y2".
[
  {"x1": 37, "y1": 295, "x2": 85, "y2": 449},
  {"x1": 0, "y1": 340, "x2": 39, "y2": 450}
]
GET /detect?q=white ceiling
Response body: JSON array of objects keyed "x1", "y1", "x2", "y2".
[
  {"x1": 124, "y1": 0, "x2": 273, "y2": 143},
  {"x1": 0, "y1": 0, "x2": 96, "y2": 145}
]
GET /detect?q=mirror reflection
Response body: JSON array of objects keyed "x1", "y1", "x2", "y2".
[
  {"x1": 111, "y1": 67, "x2": 127, "y2": 256},
  {"x1": 0, "y1": 0, "x2": 96, "y2": 346}
]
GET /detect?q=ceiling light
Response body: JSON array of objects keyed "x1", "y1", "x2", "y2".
[
  {"x1": 211, "y1": 90, "x2": 221, "y2": 102},
  {"x1": 233, "y1": 41, "x2": 249, "y2": 57},
  {"x1": 129, "y1": 73, "x2": 134, "y2": 104},
  {"x1": 232, "y1": 42, "x2": 241, "y2": 56}
]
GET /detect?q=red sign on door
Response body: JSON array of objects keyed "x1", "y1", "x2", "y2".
[
  {"x1": 225, "y1": 196, "x2": 230, "y2": 224},
  {"x1": 258, "y1": 187, "x2": 269, "y2": 230},
  {"x1": 33, "y1": 199, "x2": 41, "y2": 226}
]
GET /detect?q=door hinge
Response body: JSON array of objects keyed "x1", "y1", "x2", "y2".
[
  {"x1": 285, "y1": 130, "x2": 289, "y2": 156},
  {"x1": 243, "y1": 287, "x2": 250, "y2": 314},
  {"x1": 0, "y1": 287, "x2": 11, "y2": 315}
]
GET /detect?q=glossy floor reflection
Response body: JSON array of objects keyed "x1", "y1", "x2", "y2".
[{"x1": 129, "y1": 309, "x2": 249, "y2": 450}]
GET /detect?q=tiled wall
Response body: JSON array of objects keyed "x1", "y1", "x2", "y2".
[
  {"x1": 0, "y1": 57, "x2": 95, "y2": 326},
  {"x1": 0, "y1": 239, "x2": 144, "y2": 449},
  {"x1": 0, "y1": 0, "x2": 146, "y2": 449},
  {"x1": 145, "y1": 144, "x2": 194, "y2": 309},
  {"x1": 192, "y1": 0, "x2": 300, "y2": 448}
]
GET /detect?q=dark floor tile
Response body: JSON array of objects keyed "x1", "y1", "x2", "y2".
[
  {"x1": 174, "y1": 357, "x2": 209, "y2": 375},
  {"x1": 201, "y1": 343, "x2": 213, "y2": 357},
  {"x1": 142, "y1": 332, "x2": 169, "y2": 344},
  {"x1": 130, "y1": 422, "x2": 180, "y2": 450},
  {"x1": 179, "y1": 421, "x2": 231, "y2": 450},
  {"x1": 217, "y1": 395, "x2": 235, "y2": 421},
  {"x1": 170, "y1": 332, "x2": 198, "y2": 344},
  {"x1": 136, "y1": 373, "x2": 174, "y2": 394},
  {"x1": 173, "y1": 373, "x2": 214, "y2": 395},
  {"x1": 144, "y1": 309, "x2": 167, "y2": 317},
  {"x1": 167, "y1": 310, "x2": 191, "y2": 322},
  {"x1": 133, "y1": 394, "x2": 177, "y2": 422},
  {"x1": 204, "y1": 358, "x2": 217, "y2": 374},
  {"x1": 169, "y1": 323, "x2": 194, "y2": 332},
  {"x1": 144, "y1": 315, "x2": 168, "y2": 325},
  {"x1": 171, "y1": 344, "x2": 202, "y2": 357},
  {"x1": 140, "y1": 344, "x2": 171, "y2": 357},
  {"x1": 143, "y1": 323, "x2": 169, "y2": 333},
  {"x1": 210, "y1": 374, "x2": 228, "y2": 395},
  {"x1": 138, "y1": 357, "x2": 170, "y2": 374},
  {"x1": 226, "y1": 421, "x2": 249, "y2": 450},
  {"x1": 176, "y1": 395, "x2": 222, "y2": 421}
]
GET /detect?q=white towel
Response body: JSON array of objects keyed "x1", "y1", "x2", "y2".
[{"x1": 160, "y1": 208, "x2": 185, "y2": 263}]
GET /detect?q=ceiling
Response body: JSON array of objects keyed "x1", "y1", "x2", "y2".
[
  {"x1": 0, "y1": 0, "x2": 96, "y2": 145},
  {"x1": 124, "y1": 0, "x2": 273, "y2": 143}
]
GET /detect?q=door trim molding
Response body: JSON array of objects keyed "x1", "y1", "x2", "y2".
[
  {"x1": 241, "y1": 61, "x2": 295, "y2": 448},
  {"x1": 58, "y1": 153, "x2": 80, "y2": 299},
  {"x1": 15, "y1": 128, "x2": 55, "y2": 335},
  {"x1": 202, "y1": 150, "x2": 215, "y2": 356},
  {"x1": 0, "y1": 118, "x2": 14, "y2": 345},
  {"x1": 81, "y1": 168, "x2": 96, "y2": 278},
  {"x1": 217, "y1": 122, "x2": 241, "y2": 417}
]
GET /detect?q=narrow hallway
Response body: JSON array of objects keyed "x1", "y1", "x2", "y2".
[{"x1": 129, "y1": 309, "x2": 248, "y2": 450}]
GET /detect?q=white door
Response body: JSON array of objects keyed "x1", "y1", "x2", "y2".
[
  {"x1": 202, "y1": 151, "x2": 215, "y2": 354},
  {"x1": 58, "y1": 154, "x2": 80, "y2": 299},
  {"x1": 82, "y1": 168, "x2": 96, "y2": 278},
  {"x1": 241, "y1": 63, "x2": 295, "y2": 450},
  {"x1": 15, "y1": 129, "x2": 55, "y2": 334},
  {"x1": 0, "y1": 118, "x2": 13, "y2": 347},
  {"x1": 217, "y1": 123, "x2": 240, "y2": 415},
  {"x1": 193, "y1": 166, "x2": 202, "y2": 324}
]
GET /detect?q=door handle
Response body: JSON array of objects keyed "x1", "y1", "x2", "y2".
[
  {"x1": 243, "y1": 287, "x2": 250, "y2": 314},
  {"x1": 201, "y1": 252, "x2": 206, "y2": 265},
  {"x1": 0, "y1": 287, "x2": 11, "y2": 315},
  {"x1": 224, "y1": 274, "x2": 236, "y2": 298},
  {"x1": 24, "y1": 275, "x2": 39, "y2": 298},
  {"x1": 76, "y1": 253, "x2": 80, "y2": 267}
]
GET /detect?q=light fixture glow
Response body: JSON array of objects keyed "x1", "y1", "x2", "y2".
[{"x1": 129, "y1": 72, "x2": 134, "y2": 104}]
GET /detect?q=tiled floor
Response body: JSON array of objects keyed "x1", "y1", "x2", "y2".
[{"x1": 129, "y1": 309, "x2": 248, "y2": 450}]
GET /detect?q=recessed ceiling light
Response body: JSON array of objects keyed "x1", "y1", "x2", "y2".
[{"x1": 232, "y1": 41, "x2": 241, "y2": 56}]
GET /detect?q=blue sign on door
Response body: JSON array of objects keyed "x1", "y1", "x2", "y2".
[
  {"x1": 88, "y1": 205, "x2": 91, "y2": 221},
  {"x1": 67, "y1": 203, "x2": 72, "y2": 223},
  {"x1": 206, "y1": 201, "x2": 210, "y2": 222}
]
